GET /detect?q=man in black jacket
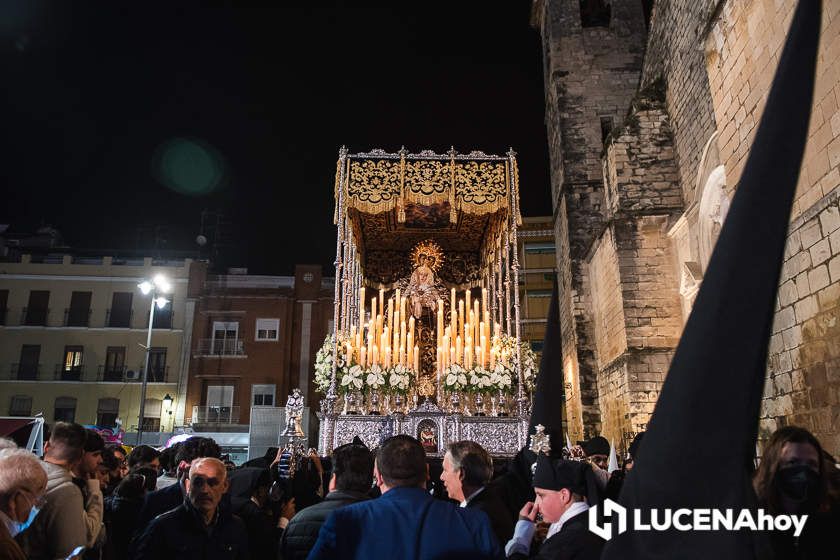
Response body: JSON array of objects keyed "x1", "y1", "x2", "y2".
[
  {"x1": 505, "y1": 456, "x2": 603, "y2": 560},
  {"x1": 134, "y1": 436, "x2": 221, "y2": 535},
  {"x1": 440, "y1": 440, "x2": 515, "y2": 546},
  {"x1": 279, "y1": 442, "x2": 373, "y2": 560},
  {"x1": 131, "y1": 457, "x2": 249, "y2": 559}
]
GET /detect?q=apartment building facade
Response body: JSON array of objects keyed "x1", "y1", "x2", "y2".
[
  {"x1": 184, "y1": 264, "x2": 334, "y2": 439},
  {"x1": 0, "y1": 253, "x2": 195, "y2": 439}
]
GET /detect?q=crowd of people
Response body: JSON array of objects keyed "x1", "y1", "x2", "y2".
[{"x1": 0, "y1": 421, "x2": 837, "y2": 559}]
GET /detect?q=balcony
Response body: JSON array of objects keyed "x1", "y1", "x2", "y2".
[
  {"x1": 6, "y1": 363, "x2": 41, "y2": 381},
  {"x1": 97, "y1": 365, "x2": 127, "y2": 382},
  {"x1": 54, "y1": 364, "x2": 88, "y2": 381},
  {"x1": 191, "y1": 405, "x2": 240, "y2": 425},
  {"x1": 21, "y1": 307, "x2": 49, "y2": 326},
  {"x1": 195, "y1": 339, "x2": 245, "y2": 356},
  {"x1": 64, "y1": 308, "x2": 92, "y2": 327},
  {"x1": 143, "y1": 365, "x2": 171, "y2": 383},
  {"x1": 105, "y1": 308, "x2": 133, "y2": 328}
]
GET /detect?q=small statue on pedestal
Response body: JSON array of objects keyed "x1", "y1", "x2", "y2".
[{"x1": 282, "y1": 388, "x2": 305, "y2": 438}]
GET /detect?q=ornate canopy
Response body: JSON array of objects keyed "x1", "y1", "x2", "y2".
[{"x1": 335, "y1": 148, "x2": 522, "y2": 284}]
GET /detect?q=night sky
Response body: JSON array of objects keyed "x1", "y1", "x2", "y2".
[{"x1": 1, "y1": 1, "x2": 551, "y2": 275}]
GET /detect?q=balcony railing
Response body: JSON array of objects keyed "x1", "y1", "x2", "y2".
[
  {"x1": 21, "y1": 307, "x2": 49, "y2": 326},
  {"x1": 191, "y1": 405, "x2": 240, "y2": 425},
  {"x1": 94, "y1": 365, "x2": 170, "y2": 382},
  {"x1": 53, "y1": 364, "x2": 87, "y2": 381},
  {"x1": 196, "y1": 338, "x2": 245, "y2": 356},
  {"x1": 7, "y1": 363, "x2": 41, "y2": 381},
  {"x1": 64, "y1": 308, "x2": 92, "y2": 327},
  {"x1": 105, "y1": 308, "x2": 133, "y2": 328},
  {"x1": 97, "y1": 364, "x2": 127, "y2": 382},
  {"x1": 142, "y1": 365, "x2": 171, "y2": 383}
]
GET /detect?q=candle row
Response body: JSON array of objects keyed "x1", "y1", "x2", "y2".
[{"x1": 348, "y1": 287, "x2": 419, "y2": 371}]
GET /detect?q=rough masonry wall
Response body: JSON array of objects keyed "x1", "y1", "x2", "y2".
[
  {"x1": 641, "y1": 0, "x2": 720, "y2": 206},
  {"x1": 704, "y1": 0, "x2": 840, "y2": 456},
  {"x1": 538, "y1": 0, "x2": 647, "y2": 439},
  {"x1": 705, "y1": 0, "x2": 840, "y2": 221},
  {"x1": 589, "y1": 226, "x2": 627, "y2": 367},
  {"x1": 591, "y1": 102, "x2": 684, "y2": 448}
]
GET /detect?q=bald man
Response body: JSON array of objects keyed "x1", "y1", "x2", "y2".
[{"x1": 131, "y1": 458, "x2": 250, "y2": 559}]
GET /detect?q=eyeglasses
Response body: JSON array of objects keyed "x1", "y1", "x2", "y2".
[{"x1": 190, "y1": 475, "x2": 222, "y2": 489}]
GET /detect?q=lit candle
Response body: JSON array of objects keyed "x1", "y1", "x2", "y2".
[
  {"x1": 360, "y1": 346, "x2": 367, "y2": 368},
  {"x1": 387, "y1": 299, "x2": 394, "y2": 337},
  {"x1": 373, "y1": 344, "x2": 379, "y2": 366},
  {"x1": 451, "y1": 287, "x2": 457, "y2": 340},
  {"x1": 456, "y1": 335, "x2": 462, "y2": 364},
  {"x1": 482, "y1": 288, "x2": 487, "y2": 316},
  {"x1": 450, "y1": 347, "x2": 456, "y2": 367},
  {"x1": 437, "y1": 300, "x2": 444, "y2": 347},
  {"x1": 474, "y1": 300, "x2": 480, "y2": 345},
  {"x1": 385, "y1": 347, "x2": 391, "y2": 368},
  {"x1": 396, "y1": 288, "x2": 401, "y2": 308},
  {"x1": 465, "y1": 289, "x2": 471, "y2": 326},
  {"x1": 414, "y1": 345, "x2": 420, "y2": 373},
  {"x1": 379, "y1": 288, "x2": 385, "y2": 318},
  {"x1": 459, "y1": 300, "x2": 465, "y2": 345}
]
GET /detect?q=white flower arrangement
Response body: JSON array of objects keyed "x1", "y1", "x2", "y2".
[
  {"x1": 519, "y1": 341, "x2": 538, "y2": 392},
  {"x1": 314, "y1": 334, "x2": 340, "y2": 393},
  {"x1": 365, "y1": 364, "x2": 386, "y2": 392},
  {"x1": 490, "y1": 334, "x2": 540, "y2": 393},
  {"x1": 386, "y1": 363, "x2": 413, "y2": 395},
  {"x1": 490, "y1": 363, "x2": 515, "y2": 395},
  {"x1": 466, "y1": 366, "x2": 494, "y2": 393},
  {"x1": 443, "y1": 363, "x2": 468, "y2": 392},
  {"x1": 339, "y1": 364, "x2": 364, "y2": 394}
]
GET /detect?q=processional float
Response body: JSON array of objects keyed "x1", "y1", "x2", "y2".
[{"x1": 316, "y1": 147, "x2": 538, "y2": 457}]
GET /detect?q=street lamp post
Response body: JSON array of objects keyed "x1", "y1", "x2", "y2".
[{"x1": 136, "y1": 274, "x2": 171, "y2": 444}]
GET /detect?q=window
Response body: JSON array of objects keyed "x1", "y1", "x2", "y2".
[
  {"x1": 96, "y1": 398, "x2": 119, "y2": 426},
  {"x1": 24, "y1": 290, "x2": 50, "y2": 326},
  {"x1": 141, "y1": 398, "x2": 161, "y2": 432},
  {"x1": 211, "y1": 321, "x2": 239, "y2": 354},
  {"x1": 54, "y1": 397, "x2": 77, "y2": 423},
  {"x1": 206, "y1": 385, "x2": 235, "y2": 422},
  {"x1": 600, "y1": 116, "x2": 614, "y2": 144},
  {"x1": 108, "y1": 292, "x2": 133, "y2": 328},
  {"x1": 580, "y1": 0, "x2": 611, "y2": 27},
  {"x1": 62, "y1": 346, "x2": 84, "y2": 381},
  {"x1": 104, "y1": 346, "x2": 126, "y2": 381},
  {"x1": 9, "y1": 395, "x2": 32, "y2": 417},
  {"x1": 255, "y1": 318, "x2": 279, "y2": 341},
  {"x1": 147, "y1": 348, "x2": 167, "y2": 382},
  {"x1": 252, "y1": 384, "x2": 276, "y2": 407},
  {"x1": 0, "y1": 289, "x2": 8, "y2": 325},
  {"x1": 152, "y1": 296, "x2": 173, "y2": 329},
  {"x1": 17, "y1": 345, "x2": 40, "y2": 380},
  {"x1": 66, "y1": 291, "x2": 92, "y2": 327}
]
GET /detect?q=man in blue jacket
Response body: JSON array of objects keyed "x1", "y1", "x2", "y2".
[{"x1": 309, "y1": 434, "x2": 502, "y2": 560}]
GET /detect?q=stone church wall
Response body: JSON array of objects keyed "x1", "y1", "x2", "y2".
[
  {"x1": 701, "y1": 0, "x2": 840, "y2": 455},
  {"x1": 537, "y1": 0, "x2": 840, "y2": 456}
]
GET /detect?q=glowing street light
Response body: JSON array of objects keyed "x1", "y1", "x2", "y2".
[{"x1": 136, "y1": 274, "x2": 172, "y2": 443}]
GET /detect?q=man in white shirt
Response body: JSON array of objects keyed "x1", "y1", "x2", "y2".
[{"x1": 505, "y1": 456, "x2": 603, "y2": 559}]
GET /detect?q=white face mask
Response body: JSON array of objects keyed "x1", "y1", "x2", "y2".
[{"x1": 8, "y1": 505, "x2": 40, "y2": 537}]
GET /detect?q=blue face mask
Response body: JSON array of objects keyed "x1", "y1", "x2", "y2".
[{"x1": 9, "y1": 505, "x2": 40, "y2": 537}]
